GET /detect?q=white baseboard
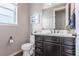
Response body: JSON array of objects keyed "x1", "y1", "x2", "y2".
[{"x1": 9, "y1": 50, "x2": 22, "y2": 56}]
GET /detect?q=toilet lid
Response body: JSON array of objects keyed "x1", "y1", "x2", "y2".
[
  {"x1": 21, "y1": 43, "x2": 33, "y2": 50},
  {"x1": 22, "y1": 43, "x2": 32, "y2": 47}
]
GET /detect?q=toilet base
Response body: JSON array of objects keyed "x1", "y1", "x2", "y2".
[
  {"x1": 23, "y1": 50, "x2": 30, "y2": 56},
  {"x1": 23, "y1": 48, "x2": 35, "y2": 56}
]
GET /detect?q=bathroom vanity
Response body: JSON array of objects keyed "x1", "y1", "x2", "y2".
[
  {"x1": 31, "y1": 3, "x2": 76, "y2": 56},
  {"x1": 34, "y1": 33, "x2": 75, "y2": 56}
]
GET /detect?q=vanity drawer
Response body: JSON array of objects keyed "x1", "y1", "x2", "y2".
[
  {"x1": 35, "y1": 35, "x2": 43, "y2": 41},
  {"x1": 44, "y1": 36, "x2": 60, "y2": 44},
  {"x1": 61, "y1": 37, "x2": 75, "y2": 45}
]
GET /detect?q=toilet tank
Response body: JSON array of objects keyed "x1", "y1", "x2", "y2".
[{"x1": 30, "y1": 35, "x2": 35, "y2": 44}]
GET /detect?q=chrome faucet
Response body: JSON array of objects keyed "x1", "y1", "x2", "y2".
[
  {"x1": 49, "y1": 29, "x2": 52, "y2": 34},
  {"x1": 54, "y1": 28, "x2": 55, "y2": 33}
]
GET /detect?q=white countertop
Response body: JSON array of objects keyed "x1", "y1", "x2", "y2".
[{"x1": 33, "y1": 32, "x2": 76, "y2": 38}]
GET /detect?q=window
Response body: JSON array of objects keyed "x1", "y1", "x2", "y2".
[{"x1": 0, "y1": 3, "x2": 17, "y2": 24}]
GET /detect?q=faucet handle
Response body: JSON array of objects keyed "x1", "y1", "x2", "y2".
[{"x1": 51, "y1": 30, "x2": 52, "y2": 33}]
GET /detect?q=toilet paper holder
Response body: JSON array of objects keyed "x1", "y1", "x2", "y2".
[{"x1": 9, "y1": 36, "x2": 14, "y2": 44}]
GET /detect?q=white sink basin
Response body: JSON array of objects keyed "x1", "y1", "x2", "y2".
[{"x1": 41, "y1": 30, "x2": 51, "y2": 34}]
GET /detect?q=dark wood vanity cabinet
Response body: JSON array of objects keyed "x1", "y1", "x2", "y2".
[
  {"x1": 44, "y1": 42, "x2": 60, "y2": 56},
  {"x1": 35, "y1": 35, "x2": 75, "y2": 56}
]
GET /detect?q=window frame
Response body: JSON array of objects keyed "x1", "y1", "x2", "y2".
[{"x1": 0, "y1": 3, "x2": 18, "y2": 26}]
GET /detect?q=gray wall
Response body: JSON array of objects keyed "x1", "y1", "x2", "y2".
[
  {"x1": 29, "y1": 3, "x2": 43, "y2": 32},
  {"x1": 0, "y1": 3, "x2": 30, "y2": 56}
]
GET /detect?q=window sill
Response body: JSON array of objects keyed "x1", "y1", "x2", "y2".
[{"x1": 0, "y1": 23, "x2": 18, "y2": 26}]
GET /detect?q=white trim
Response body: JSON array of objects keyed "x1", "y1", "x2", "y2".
[
  {"x1": 0, "y1": 23, "x2": 18, "y2": 26},
  {"x1": 9, "y1": 50, "x2": 22, "y2": 56},
  {"x1": 0, "y1": 3, "x2": 18, "y2": 26},
  {"x1": 65, "y1": 3, "x2": 69, "y2": 29},
  {"x1": 0, "y1": 4, "x2": 18, "y2": 26},
  {"x1": 53, "y1": 6, "x2": 66, "y2": 12},
  {"x1": 16, "y1": 3, "x2": 18, "y2": 25},
  {"x1": 53, "y1": 9, "x2": 55, "y2": 29}
]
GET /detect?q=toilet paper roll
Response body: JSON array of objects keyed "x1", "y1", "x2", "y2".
[{"x1": 10, "y1": 39, "x2": 14, "y2": 44}]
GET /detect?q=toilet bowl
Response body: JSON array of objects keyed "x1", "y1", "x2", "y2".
[
  {"x1": 21, "y1": 43, "x2": 33, "y2": 56},
  {"x1": 21, "y1": 35, "x2": 35, "y2": 56}
]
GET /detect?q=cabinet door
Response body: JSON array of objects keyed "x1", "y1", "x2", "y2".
[
  {"x1": 35, "y1": 47, "x2": 44, "y2": 56},
  {"x1": 35, "y1": 35, "x2": 44, "y2": 56},
  {"x1": 44, "y1": 42, "x2": 60, "y2": 56},
  {"x1": 61, "y1": 37, "x2": 75, "y2": 56},
  {"x1": 61, "y1": 45, "x2": 75, "y2": 56},
  {"x1": 35, "y1": 35, "x2": 43, "y2": 42}
]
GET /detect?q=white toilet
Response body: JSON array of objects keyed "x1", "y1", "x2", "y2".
[{"x1": 21, "y1": 35, "x2": 35, "y2": 56}]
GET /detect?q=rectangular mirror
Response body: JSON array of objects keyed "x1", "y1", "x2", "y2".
[
  {"x1": 55, "y1": 9, "x2": 65, "y2": 30},
  {"x1": 55, "y1": 7, "x2": 66, "y2": 30},
  {"x1": 42, "y1": 3, "x2": 69, "y2": 30}
]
